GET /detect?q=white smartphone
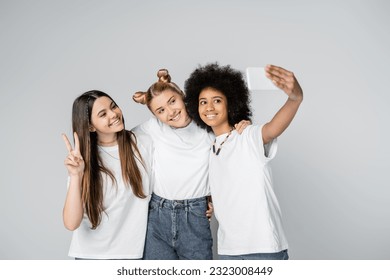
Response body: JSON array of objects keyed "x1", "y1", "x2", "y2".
[{"x1": 246, "y1": 67, "x2": 279, "y2": 91}]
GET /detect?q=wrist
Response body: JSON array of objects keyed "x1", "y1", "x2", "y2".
[
  {"x1": 288, "y1": 94, "x2": 303, "y2": 103},
  {"x1": 69, "y1": 172, "x2": 84, "y2": 180}
]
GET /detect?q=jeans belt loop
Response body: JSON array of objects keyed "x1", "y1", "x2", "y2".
[{"x1": 159, "y1": 198, "x2": 165, "y2": 208}]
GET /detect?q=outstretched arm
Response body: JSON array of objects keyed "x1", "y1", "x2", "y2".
[
  {"x1": 62, "y1": 132, "x2": 85, "y2": 231},
  {"x1": 262, "y1": 65, "x2": 303, "y2": 144}
]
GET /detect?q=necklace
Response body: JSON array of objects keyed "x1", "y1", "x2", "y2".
[
  {"x1": 212, "y1": 128, "x2": 234, "y2": 156},
  {"x1": 99, "y1": 146, "x2": 120, "y2": 160}
]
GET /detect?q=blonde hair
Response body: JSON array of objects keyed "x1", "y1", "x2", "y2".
[{"x1": 133, "y1": 69, "x2": 184, "y2": 109}]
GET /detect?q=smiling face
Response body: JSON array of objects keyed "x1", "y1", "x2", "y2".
[
  {"x1": 89, "y1": 96, "x2": 124, "y2": 144},
  {"x1": 149, "y1": 89, "x2": 191, "y2": 128},
  {"x1": 198, "y1": 87, "x2": 230, "y2": 136}
]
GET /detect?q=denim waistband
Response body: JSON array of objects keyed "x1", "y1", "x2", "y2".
[{"x1": 151, "y1": 193, "x2": 207, "y2": 208}]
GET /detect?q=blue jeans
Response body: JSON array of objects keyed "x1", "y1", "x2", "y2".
[
  {"x1": 219, "y1": 249, "x2": 289, "y2": 260},
  {"x1": 143, "y1": 193, "x2": 213, "y2": 260}
]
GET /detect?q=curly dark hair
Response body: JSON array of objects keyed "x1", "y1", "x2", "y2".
[{"x1": 184, "y1": 62, "x2": 252, "y2": 131}]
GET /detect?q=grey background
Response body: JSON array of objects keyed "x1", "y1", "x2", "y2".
[{"x1": 0, "y1": 0, "x2": 389, "y2": 260}]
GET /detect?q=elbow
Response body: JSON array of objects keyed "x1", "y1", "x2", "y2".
[
  {"x1": 63, "y1": 206, "x2": 83, "y2": 231},
  {"x1": 63, "y1": 213, "x2": 82, "y2": 231},
  {"x1": 64, "y1": 220, "x2": 81, "y2": 231}
]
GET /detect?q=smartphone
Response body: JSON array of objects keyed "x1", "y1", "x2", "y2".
[{"x1": 246, "y1": 67, "x2": 279, "y2": 91}]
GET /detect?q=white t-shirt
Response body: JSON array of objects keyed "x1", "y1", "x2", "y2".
[
  {"x1": 209, "y1": 124, "x2": 288, "y2": 255},
  {"x1": 132, "y1": 116, "x2": 213, "y2": 200},
  {"x1": 68, "y1": 135, "x2": 151, "y2": 259}
]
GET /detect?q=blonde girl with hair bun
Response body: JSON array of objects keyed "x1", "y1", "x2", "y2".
[{"x1": 132, "y1": 69, "x2": 249, "y2": 260}]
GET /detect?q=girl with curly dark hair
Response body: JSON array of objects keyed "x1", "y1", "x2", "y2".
[{"x1": 184, "y1": 63, "x2": 303, "y2": 260}]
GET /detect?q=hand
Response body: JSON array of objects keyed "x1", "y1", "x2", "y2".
[
  {"x1": 265, "y1": 65, "x2": 303, "y2": 102},
  {"x1": 234, "y1": 120, "x2": 251, "y2": 134},
  {"x1": 62, "y1": 132, "x2": 85, "y2": 176},
  {"x1": 206, "y1": 201, "x2": 214, "y2": 221}
]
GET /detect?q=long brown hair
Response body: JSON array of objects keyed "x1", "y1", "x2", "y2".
[
  {"x1": 72, "y1": 90, "x2": 146, "y2": 229},
  {"x1": 133, "y1": 69, "x2": 184, "y2": 108}
]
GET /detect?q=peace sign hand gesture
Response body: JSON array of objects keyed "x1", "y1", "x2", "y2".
[{"x1": 62, "y1": 132, "x2": 85, "y2": 176}]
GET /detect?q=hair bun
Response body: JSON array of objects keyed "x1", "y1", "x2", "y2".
[
  {"x1": 132, "y1": 92, "x2": 147, "y2": 105},
  {"x1": 157, "y1": 69, "x2": 171, "y2": 83}
]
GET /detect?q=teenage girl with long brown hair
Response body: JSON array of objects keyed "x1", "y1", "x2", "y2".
[{"x1": 62, "y1": 90, "x2": 152, "y2": 259}]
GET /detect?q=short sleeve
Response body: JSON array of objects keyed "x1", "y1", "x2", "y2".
[{"x1": 244, "y1": 124, "x2": 278, "y2": 162}]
